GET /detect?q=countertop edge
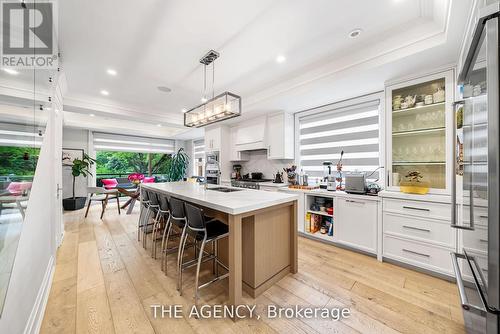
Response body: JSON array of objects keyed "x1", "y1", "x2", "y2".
[{"x1": 141, "y1": 183, "x2": 299, "y2": 215}]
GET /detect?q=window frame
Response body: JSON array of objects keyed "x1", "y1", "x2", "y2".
[{"x1": 294, "y1": 91, "x2": 385, "y2": 186}]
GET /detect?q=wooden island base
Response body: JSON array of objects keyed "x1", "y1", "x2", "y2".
[{"x1": 203, "y1": 201, "x2": 298, "y2": 303}]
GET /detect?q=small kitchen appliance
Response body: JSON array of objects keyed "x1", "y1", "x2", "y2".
[
  {"x1": 344, "y1": 172, "x2": 366, "y2": 194},
  {"x1": 231, "y1": 164, "x2": 242, "y2": 180},
  {"x1": 273, "y1": 171, "x2": 284, "y2": 183},
  {"x1": 326, "y1": 175, "x2": 336, "y2": 191}
]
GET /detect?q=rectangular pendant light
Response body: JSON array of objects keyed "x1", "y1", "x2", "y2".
[{"x1": 184, "y1": 91, "x2": 241, "y2": 128}]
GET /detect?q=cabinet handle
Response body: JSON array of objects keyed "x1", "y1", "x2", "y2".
[
  {"x1": 402, "y1": 225, "x2": 431, "y2": 233},
  {"x1": 402, "y1": 248, "x2": 430, "y2": 258},
  {"x1": 346, "y1": 199, "x2": 365, "y2": 205},
  {"x1": 403, "y1": 206, "x2": 430, "y2": 212},
  {"x1": 479, "y1": 215, "x2": 488, "y2": 219},
  {"x1": 479, "y1": 239, "x2": 488, "y2": 243}
]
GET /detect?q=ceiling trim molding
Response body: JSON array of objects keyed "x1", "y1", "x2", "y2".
[
  {"x1": 242, "y1": 2, "x2": 453, "y2": 111},
  {"x1": 62, "y1": 96, "x2": 185, "y2": 128}
]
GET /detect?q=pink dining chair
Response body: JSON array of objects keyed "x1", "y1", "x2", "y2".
[{"x1": 143, "y1": 177, "x2": 155, "y2": 183}]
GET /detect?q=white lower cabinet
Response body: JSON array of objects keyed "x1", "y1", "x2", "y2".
[
  {"x1": 335, "y1": 197, "x2": 377, "y2": 254},
  {"x1": 382, "y1": 197, "x2": 456, "y2": 276},
  {"x1": 383, "y1": 235, "x2": 454, "y2": 275}
]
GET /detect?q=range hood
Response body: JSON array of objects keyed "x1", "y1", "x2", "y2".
[{"x1": 233, "y1": 119, "x2": 266, "y2": 151}]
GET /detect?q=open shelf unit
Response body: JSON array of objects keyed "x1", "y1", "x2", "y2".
[{"x1": 304, "y1": 194, "x2": 334, "y2": 240}]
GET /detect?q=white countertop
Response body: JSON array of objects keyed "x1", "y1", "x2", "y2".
[
  {"x1": 278, "y1": 187, "x2": 381, "y2": 201},
  {"x1": 142, "y1": 182, "x2": 298, "y2": 215}
]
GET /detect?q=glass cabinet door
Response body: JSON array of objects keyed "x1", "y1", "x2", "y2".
[{"x1": 387, "y1": 72, "x2": 453, "y2": 193}]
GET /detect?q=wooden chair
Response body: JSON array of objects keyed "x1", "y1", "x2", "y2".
[{"x1": 85, "y1": 186, "x2": 120, "y2": 219}]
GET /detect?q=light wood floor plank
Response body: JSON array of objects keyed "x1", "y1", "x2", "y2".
[{"x1": 40, "y1": 205, "x2": 466, "y2": 334}]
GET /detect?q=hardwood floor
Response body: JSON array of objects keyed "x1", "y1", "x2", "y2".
[{"x1": 40, "y1": 203, "x2": 466, "y2": 333}]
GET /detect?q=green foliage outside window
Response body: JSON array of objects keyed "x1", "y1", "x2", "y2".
[
  {"x1": 96, "y1": 151, "x2": 173, "y2": 175},
  {"x1": 0, "y1": 146, "x2": 40, "y2": 177}
]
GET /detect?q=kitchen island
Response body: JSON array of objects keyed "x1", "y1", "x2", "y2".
[{"x1": 141, "y1": 182, "x2": 298, "y2": 307}]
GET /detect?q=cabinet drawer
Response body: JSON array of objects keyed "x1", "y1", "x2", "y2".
[
  {"x1": 383, "y1": 235, "x2": 453, "y2": 274},
  {"x1": 383, "y1": 199, "x2": 451, "y2": 221},
  {"x1": 462, "y1": 226, "x2": 488, "y2": 253},
  {"x1": 383, "y1": 213, "x2": 454, "y2": 247},
  {"x1": 462, "y1": 205, "x2": 488, "y2": 227}
]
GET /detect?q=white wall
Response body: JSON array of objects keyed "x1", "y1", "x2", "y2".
[
  {"x1": 0, "y1": 108, "x2": 61, "y2": 333},
  {"x1": 62, "y1": 128, "x2": 89, "y2": 198}
]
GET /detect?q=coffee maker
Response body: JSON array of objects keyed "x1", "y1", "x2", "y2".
[{"x1": 231, "y1": 164, "x2": 242, "y2": 180}]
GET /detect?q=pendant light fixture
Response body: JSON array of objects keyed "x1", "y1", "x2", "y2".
[{"x1": 184, "y1": 50, "x2": 241, "y2": 128}]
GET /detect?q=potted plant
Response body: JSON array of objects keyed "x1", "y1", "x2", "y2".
[
  {"x1": 62, "y1": 153, "x2": 96, "y2": 210},
  {"x1": 165, "y1": 148, "x2": 189, "y2": 181},
  {"x1": 128, "y1": 172, "x2": 145, "y2": 185},
  {"x1": 399, "y1": 170, "x2": 430, "y2": 195}
]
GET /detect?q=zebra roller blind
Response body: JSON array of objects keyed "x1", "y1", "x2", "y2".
[
  {"x1": 93, "y1": 132, "x2": 175, "y2": 154},
  {"x1": 298, "y1": 98, "x2": 381, "y2": 179}
]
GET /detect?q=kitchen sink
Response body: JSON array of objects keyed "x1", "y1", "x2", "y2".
[{"x1": 206, "y1": 187, "x2": 243, "y2": 193}]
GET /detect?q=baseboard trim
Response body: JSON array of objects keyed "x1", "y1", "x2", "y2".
[{"x1": 23, "y1": 255, "x2": 55, "y2": 334}]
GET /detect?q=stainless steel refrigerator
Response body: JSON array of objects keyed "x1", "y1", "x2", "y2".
[{"x1": 451, "y1": 3, "x2": 500, "y2": 333}]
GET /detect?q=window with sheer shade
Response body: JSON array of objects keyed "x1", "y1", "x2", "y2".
[
  {"x1": 193, "y1": 138, "x2": 205, "y2": 176},
  {"x1": 298, "y1": 98, "x2": 381, "y2": 179},
  {"x1": 93, "y1": 132, "x2": 175, "y2": 154}
]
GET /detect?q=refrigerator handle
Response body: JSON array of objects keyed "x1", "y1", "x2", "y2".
[
  {"x1": 451, "y1": 101, "x2": 474, "y2": 230},
  {"x1": 451, "y1": 252, "x2": 487, "y2": 316},
  {"x1": 464, "y1": 250, "x2": 500, "y2": 315}
]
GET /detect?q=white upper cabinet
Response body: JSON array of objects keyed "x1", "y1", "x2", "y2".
[
  {"x1": 266, "y1": 112, "x2": 294, "y2": 160},
  {"x1": 385, "y1": 69, "x2": 454, "y2": 195},
  {"x1": 205, "y1": 126, "x2": 222, "y2": 152}
]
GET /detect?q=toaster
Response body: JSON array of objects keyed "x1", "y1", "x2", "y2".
[{"x1": 344, "y1": 173, "x2": 366, "y2": 194}]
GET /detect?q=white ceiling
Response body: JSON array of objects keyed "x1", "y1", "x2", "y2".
[{"x1": 0, "y1": 0, "x2": 473, "y2": 140}]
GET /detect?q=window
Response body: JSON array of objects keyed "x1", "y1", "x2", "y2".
[
  {"x1": 297, "y1": 94, "x2": 382, "y2": 182},
  {"x1": 192, "y1": 138, "x2": 205, "y2": 176},
  {"x1": 92, "y1": 132, "x2": 175, "y2": 184}
]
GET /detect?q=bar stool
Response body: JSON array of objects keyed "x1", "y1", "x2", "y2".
[
  {"x1": 179, "y1": 202, "x2": 229, "y2": 304},
  {"x1": 151, "y1": 193, "x2": 169, "y2": 258},
  {"x1": 138, "y1": 189, "x2": 151, "y2": 241},
  {"x1": 159, "y1": 196, "x2": 186, "y2": 273},
  {"x1": 143, "y1": 190, "x2": 160, "y2": 249}
]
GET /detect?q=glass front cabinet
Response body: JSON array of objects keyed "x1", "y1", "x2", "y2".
[{"x1": 385, "y1": 69, "x2": 454, "y2": 194}]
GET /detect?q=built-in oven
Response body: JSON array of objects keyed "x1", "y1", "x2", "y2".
[{"x1": 205, "y1": 152, "x2": 220, "y2": 185}]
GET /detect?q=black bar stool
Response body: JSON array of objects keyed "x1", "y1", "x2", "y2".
[
  {"x1": 142, "y1": 190, "x2": 160, "y2": 249},
  {"x1": 179, "y1": 202, "x2": 229, "y2": 304},
  {"x1": 159, "y1": 196, "x2": 188, "y2": 273},
  {"x1": 151, "y1": 192, "x2": 169, "y2": 258},
  {"x1": 138, "y1": 189, "x2": 151, "y2": 241}
]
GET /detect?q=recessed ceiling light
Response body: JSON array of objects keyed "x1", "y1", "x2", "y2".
[
  {"x1": 276, "y1": 55, "x2": 286, "y2": 63},
  {"x1": 181, "y1": 108, "x2": 187, "y2": 113},
  {"x1": 158, "y1": 86, "x2": 172, "y2": 93},
  {"x1": 106, "y1": 68, "x2": 117, "y2": 76},
  {"x1": 201, "y1": 97, "x2": 208, "y2": 103},
  {"x1": 45, "y1": 107, "x2": 51, "y2": 111},
  {"x1": 100, "y1": 90, "x2": 109, "y2": 96},
  {"x1": 348, "y1": 28, "x2": 363, "y2": 38},
  {"x1": 157, "y1": 123, "x2": 162, "y2": 127},
  {"x1": 90, "y1": 113, "x2": 95, "y2": 117},
  {"x1": 3, "y1": 68, "x2": 19, "y2": 75}
]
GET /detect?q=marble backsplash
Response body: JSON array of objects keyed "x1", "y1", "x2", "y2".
[{"x1": 235, "y1": 149, "x2": 295, "y2": 180}]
